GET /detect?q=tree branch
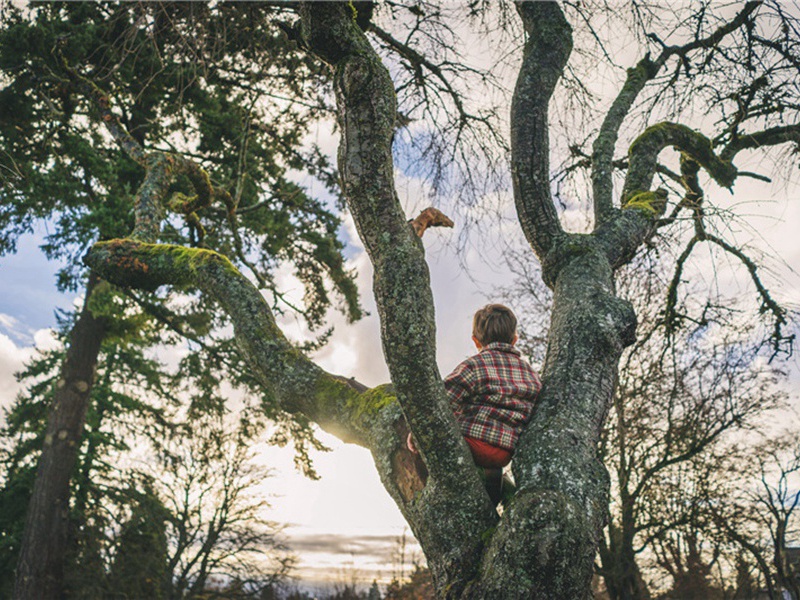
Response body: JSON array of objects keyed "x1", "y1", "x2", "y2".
[
  {"x1": 623, "y1": 123, "x2": 738, "y2": 199},
  {"x1": 720, "y1": 124, "x2": 800, "y2": 162},
  {"x1": 409, "y1": 207, "x2": 454, "y2": 238},
  {"x1": 704, "y1": 234, "x2": 792, "y2": 358},
  {"x1": 369, "y1": 24, "x2": 472, "y2": 124},
  {"x1": 60, "y1": 55, "x2": 215, "y2": 243},
  {"x1": 590, "y1": 1, "x2": 761, "y2": 225},
  {"x1": 592, "y1": 54, "x2": 659, "y2": 225},
  {"x1": 84, "y1": 239, "x2": 377, "y2": 446},
  {"x1": 510, "y1": 1, "x2": 573, "y2": 259}
]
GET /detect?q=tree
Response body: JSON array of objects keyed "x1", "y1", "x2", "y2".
[
  {"x1": 1, "y1": 2, "x2": 358, "y2": 596},
  {"x1": 505, "y1": 239, "x2": 790, "y2": 599},
  {"x1": 6, "y1": 1, "x2": 800, "y2": 598}
]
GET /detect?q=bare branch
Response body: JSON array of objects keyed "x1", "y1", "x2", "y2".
[
  {"x1": 370, "y1": 24, "x2": 471, "y2": 122},
  {"x1": 720, "y1": 124, "x2": 800, "y2": 162},
  {"x1": 704, "y1": 234, "x2": 792, "y2": 359}
]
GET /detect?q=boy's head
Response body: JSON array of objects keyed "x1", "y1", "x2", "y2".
[{"x1": 472, "y1": 304, "x2": 517, "y2": 348}]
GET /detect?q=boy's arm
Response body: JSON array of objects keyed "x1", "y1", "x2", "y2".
[{"x1": 443, "y1": 360, "x2": 477, "y2": 405}]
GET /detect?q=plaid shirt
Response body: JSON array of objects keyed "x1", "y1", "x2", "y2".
[{"x1": 445, "y1": 342, "x2": 541, "y2": 451}]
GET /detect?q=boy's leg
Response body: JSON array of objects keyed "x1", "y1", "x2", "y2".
[
  {"x1": 500, "y1": 472, "x2": 516, "y2": 508},
  {"x1": 481, "y1": 468, "x2": 503, "y2": 505}
]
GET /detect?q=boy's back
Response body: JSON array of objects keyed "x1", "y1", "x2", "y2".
[{"x1": 446, "y1": 340, "x2": 541, "y2": 452}]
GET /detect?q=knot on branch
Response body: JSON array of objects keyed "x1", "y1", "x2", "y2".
[
  {"x1": 541, "y1": 234, "x2": 598, "y2": 289},
  {"x1": 409, "y1": 207, "x2": 454, "y2": 238},
  {"x1": 299, "y1": 2, "x2": 366, "y2": 65},
  {"x1": 350, "y1": 1, "x2": 375, "y2": 31},
  {"x1": 627, "y1": 53, "x2": 659, "y2": 81}
]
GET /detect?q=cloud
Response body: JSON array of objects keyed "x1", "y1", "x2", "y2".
[
  {"x1": 0, "y1": 322, "x2": 60, "y2": 412},
  {"x1": 0, "y1": 333, "x2": 34, "y2": 411},
  {"x1": 286, "y1": 533, "x2": 416, "y2": 561},
  {"x1": 0, "y1": 313, "x2": 33, "y2": 344},
  {"x1": 284, "y1": 530, "x2": 424, "y2": 586}
]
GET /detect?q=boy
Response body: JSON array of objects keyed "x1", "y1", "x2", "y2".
[{"x1": 410, "y1": 304, "x2": 541, "y2": 504}]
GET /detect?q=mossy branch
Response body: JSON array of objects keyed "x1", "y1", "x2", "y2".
[
  {"x1": 592, "y1": 55, "x2": 659, "y2": 225},
  {"x1": 621, "y1": 189, "x2": 668, "y2": 218},
  {"x1": 83, "y1": 239, "x2": 388, "y2": 446},
  {"x1": 300, "y1": 4, "x2": 497, "y2": 594},
  {"x1": 623, "y1": 122, "x2": 738, "y2": 201},
  {"x1": 591, "y1": 2, "x2": 760, "y2": 226}
]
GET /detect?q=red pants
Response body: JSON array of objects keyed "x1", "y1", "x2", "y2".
[
  {"x1": 406, "y1": 433, "x2": 512, "y2": 469},
  {"x1": 464, "y1": 437, "x2": 512, "y2": 469}
]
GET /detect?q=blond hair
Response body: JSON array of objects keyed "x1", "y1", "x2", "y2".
[{"x1": 472, "y1": 304, "x2": 517, "y2": 345}]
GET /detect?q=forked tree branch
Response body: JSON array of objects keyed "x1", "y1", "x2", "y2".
[{"x1": 298, "y1": 1, "x2": 484, "y2": 487}]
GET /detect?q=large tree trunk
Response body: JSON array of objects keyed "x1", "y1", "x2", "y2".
[
  {"x1": 14, "y1": 275, "x2": 108, "y2": 600},
  {"x1": 463, "y1": 245, "x2": 636, "y2": 598}
]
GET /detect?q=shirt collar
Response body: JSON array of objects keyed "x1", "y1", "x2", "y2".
[{"x1": 480, "y1": 342, "x2": 521, "y2": 356}]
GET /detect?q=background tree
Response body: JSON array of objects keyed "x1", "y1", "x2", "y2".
[
  {"x1": 712, "y1": 436, "x2": 800, "y2": 600},
  {"x1": 0, "y1": 2, "x2": 361, "y2": 596},
  {"x1": 0, "y1": 297, "x2": 293, "y2": 598}
]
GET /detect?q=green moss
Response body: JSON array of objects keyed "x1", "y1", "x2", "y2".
[
  {"x1": 84, "y1": 280, "x2": 118, "y2": 317},
  {"x1": 89, "y1": 240, "x2": 241, "y2": 292},
  {"x1": 562, "y1": 240, "x2": 593, "y2": 256},
  {"x1": 347, "y1": 383, "x2": 396, "y2": 420},
  {"x1": 622, "y1": 190, "x2": 667, "y2": 216},
  {"x1": 481, "y1": 526, "x2": 497, "y2": 543}
]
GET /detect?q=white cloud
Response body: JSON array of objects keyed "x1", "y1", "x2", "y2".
[
  {"x1": 0, "y1": 330, "x2": 55, "y2": 412},
  {"x1": 0, "y1": 312, "x2": 33, "y2": 344}
]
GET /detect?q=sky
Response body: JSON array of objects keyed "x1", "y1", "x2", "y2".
[{"x1": 1, "y1": 1, "x2": 800, "y2": 591}]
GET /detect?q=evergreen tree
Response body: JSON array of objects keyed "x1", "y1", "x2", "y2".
[{"x1": 0, "y1": 3, "x2": 360, "y2": 596}]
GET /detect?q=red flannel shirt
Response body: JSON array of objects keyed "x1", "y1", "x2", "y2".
[{"x1": 445, "y1": 342, "x2": 541, "y2": 451}]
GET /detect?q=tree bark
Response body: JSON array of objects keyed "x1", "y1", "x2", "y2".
[{"x1": 14, "y1": 274, "x2": 108, "y2": 600}]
